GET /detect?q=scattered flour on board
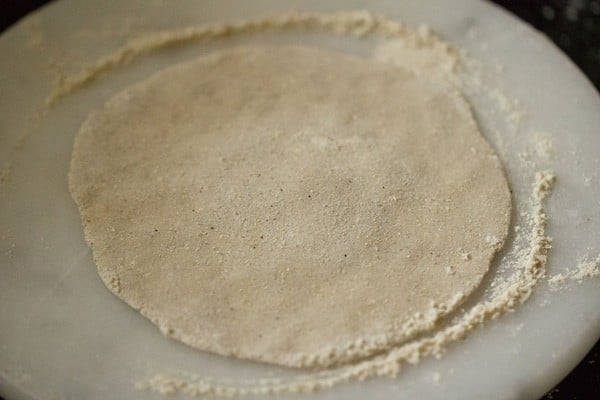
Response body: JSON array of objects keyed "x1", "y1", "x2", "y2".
[
  {"x1": 532, "y1": 131, "x2": 554, "y2": 159},
  {"x1": 548, "y1": 254, "x2": 600, "y2": 290},
  {"x1": 43, "y1": 11, "x2": 428, "y2": 108},
  {"x1": 520, "y1": 131, "x2": 555, "y2": 165}
]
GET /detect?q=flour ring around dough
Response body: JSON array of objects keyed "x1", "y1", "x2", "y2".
[{"x1": 69, "y1": 45, "x2": 511, "y2": 368}]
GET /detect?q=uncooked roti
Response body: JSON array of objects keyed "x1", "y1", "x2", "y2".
[{"x1": 69, "y1": 45, "x2": 511, "y2": 368}]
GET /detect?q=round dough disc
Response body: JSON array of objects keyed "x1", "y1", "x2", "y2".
[{"x1": 69, "y1": 46, "x2": 511, "y2": 368}]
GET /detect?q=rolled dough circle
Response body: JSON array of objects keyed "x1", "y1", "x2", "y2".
[{"x1": 69, "y1": 46, "x2": 511, "y2": 368}]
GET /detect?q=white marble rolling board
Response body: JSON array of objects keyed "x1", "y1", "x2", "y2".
[{"x1": 1, "y1": 0, "x2": 599, "y2": 399}]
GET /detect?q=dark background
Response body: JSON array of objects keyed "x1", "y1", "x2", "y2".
[{"x1": 0, "y1": 1, "x2": 598, "y2": 399}]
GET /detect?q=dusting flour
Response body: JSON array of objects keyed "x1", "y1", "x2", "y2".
[{"x1": 548, "y1": 255, "x2": 600, "y2": 290}]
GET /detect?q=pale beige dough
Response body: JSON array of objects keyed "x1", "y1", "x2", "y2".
[{"x1": 69, "y1": 46, "x2": 511, "y2": 368}]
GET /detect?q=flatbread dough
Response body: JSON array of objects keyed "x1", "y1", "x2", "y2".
[{"x1": 69, "y1": 46, "x2": 511, "y2": 368}]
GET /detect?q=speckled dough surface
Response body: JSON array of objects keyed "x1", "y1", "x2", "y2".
[{"x1": 69, "y1": 45, "x2": 511, "y2": 368}]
